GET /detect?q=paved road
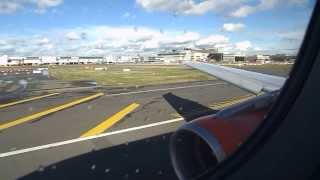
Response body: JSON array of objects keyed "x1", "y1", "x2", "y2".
[
  {"x1": 0, "y1": 71, "x2": 251, "y2": 180},
  {"x1": 0, "y1": 80, "x2": 248, "y2": 152}
]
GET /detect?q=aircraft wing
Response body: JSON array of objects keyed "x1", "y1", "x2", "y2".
[{"x1": 185, "y1": 62, "x2": 286, "y2": 94}]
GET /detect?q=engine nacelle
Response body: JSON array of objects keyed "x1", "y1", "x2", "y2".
[{"x1": 170, "y1": 93, "x2": 278, "y2": 180}]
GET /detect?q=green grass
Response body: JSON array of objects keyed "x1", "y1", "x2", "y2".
[
  {"x1": 47, "y1": 63, "x2": 293, "y2": 87},
  {"x1": 226, "y1": 64, "x2": 293, "y2": 77},
  {"x1": 49, "y1": 64, "x2": 215, "y2": 87}
]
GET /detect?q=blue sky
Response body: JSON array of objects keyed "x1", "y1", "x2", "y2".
[{"x1": 0, "y1": 0, "x2": 315, "y2": 56}]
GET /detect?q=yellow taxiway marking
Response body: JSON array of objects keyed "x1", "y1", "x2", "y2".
[
  {"x1": 0, "y1": 93, "x2": 60, "y2": 109},
  {"x1": 81, "y1": 102, "x2": 140, "y2": 137},
  {"x1": 209, "y1": 94, "x2": 254, "y2": 109},
  {"x1": 171, "y1": 94, "x2": 254, "y2": 118},
  {"x1": 0, "y1": 92, "x2": 104, "y2": 131}
]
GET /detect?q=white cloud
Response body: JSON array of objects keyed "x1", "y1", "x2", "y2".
[
  {"x1": 88, "y1": 27, "x2": 201, "y2": 51},
  {"x1": 42, "y1": 43, "x2": 54, "y2": 49},
  {"x1": 254, "y1": 47, "x2": 262, "y2": 51},
  {"x1": 0, "y1": 0, "x2": 63, "y2": 14},
  {"x1": 136, "y1": 0, "x2": 243, "y2": 15},
  {"x1": 0, "y1": 36, "x2": 57, "y2": 55},
  {"x1": 37, "y1": 0, "x2": 62, "y2": 9},
  {"x1": 232, "y1": 0, "x2": 277, "y2": 17},
  {"x1": 231, "y1": 5, "x2": 255, "y2": 17},
  {"x1": 36, "y1": 37, "x2": 50, "y2": 45},
  {"x1": 0, "y1": 40, "x2": 15, "y2": 52},
  {"x1": 235, "y1": 40, "x2": 252, "y2": 51},
  {"x1": 196, "y1": 34, "x2": 229, "y2": 46},
  {"x1": 231, "y1": 0, "x2": 307, "y2": 18},
  {"x1": 1, "y1": 26, "x2": 204, "y2": 55},
  {"x1": 136, "y1": 0, "x2": 191, "y2": 13},
  {"x1": 136, "y1": 0, "x2": 309, "y2": 17},
  {"x1": 92, "y1": 26, "x2": 161, "y2": 44},
  {"x1": 66, "y1": 32, "x2": 81, "y2": 40},
  {"x1": 162, "y1": 32, "x2": 200, "y2": 45},
  {"x1": 259, "y1": 0, "x2": 279, "y2": 10},
  {"x1": 222, "y1": 23, "x2": 245, "y2": 32},
  {"x1": 0, "y1": 25, "x2": 299, "y2": 56}
]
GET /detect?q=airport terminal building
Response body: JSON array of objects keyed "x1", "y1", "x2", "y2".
[{"x1": 0, "y1": 48, "x2": 276, "y2": 66}]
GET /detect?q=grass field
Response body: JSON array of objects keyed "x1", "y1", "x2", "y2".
[
  {"x1": 49, "y1": 64, "x2": 215, "y2": 87},
  {"x1": 227, "y1": 64, "x2": 293, "y2": 77},
  {"x1": 48, "y1": 63, "x2": 293, "y2": 87}
]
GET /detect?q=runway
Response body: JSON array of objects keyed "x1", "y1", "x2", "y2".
[{"x1": 0, "y1": 71, "x2": 252, "y2": 179}]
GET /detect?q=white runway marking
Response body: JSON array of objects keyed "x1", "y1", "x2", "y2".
[
  {"x1": 104, "y1": 82, "x2": 227, "y2": 97},
  {"x1": 0, "y1": 117, "x2": 184, "y2": 158}
]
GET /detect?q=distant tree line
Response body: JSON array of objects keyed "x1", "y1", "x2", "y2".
[{"x1": 270, "y1": 54, "x2": 296, "y2": 62}]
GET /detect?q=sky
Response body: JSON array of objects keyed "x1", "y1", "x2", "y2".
[{"x1": 0, "y1": 0, "x2": 315, "y2": 56}]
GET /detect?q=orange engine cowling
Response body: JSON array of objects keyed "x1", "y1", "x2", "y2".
[{"x1": 170, "y1": 92, "x2": 278, "y2": 180}]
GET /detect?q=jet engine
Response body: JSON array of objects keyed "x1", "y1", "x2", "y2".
[{"x1": 170, "y1": 92, "x2": 279, "y2": 180}]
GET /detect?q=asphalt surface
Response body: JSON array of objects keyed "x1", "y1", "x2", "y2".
[{"x1": 0, "y1": 69, "x2": 251, "y2": 180}]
